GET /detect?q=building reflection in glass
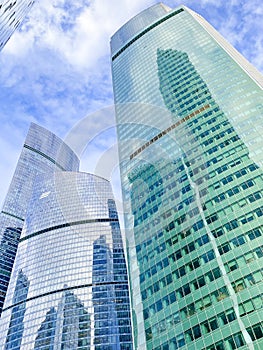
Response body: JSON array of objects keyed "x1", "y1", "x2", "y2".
[
  {"x1": 0, "y1": 227, "x2": 22, "y2": 313},
  {"x1": 34, "y1": 289, "x2": 91, "y2": 349},
  {"x1": 0, "y1": 172, "x2": 133, "y2": 349},
  {"x1": 111, "y1": 4, "x2": 263, "y2": 349},
  {"x1": 92, "y1": 235, "x2": 119, "y2": 349},
  {"x1": 5, "y1": 270, "x2": 29, "y2": 350}
]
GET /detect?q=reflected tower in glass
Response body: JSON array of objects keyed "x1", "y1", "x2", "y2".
[
  {"x1": 111, "y1": 4, "x2": 263, "y2": 350},
  {"x1": 0, "y1": 172, "x2": 133, "y2": 349},
  {"x1": 0, "y1": 123, "x2": 79, "y2": 316},
  {"x1": 0, "y1": 0, "x2": 35, "y2": 51}
]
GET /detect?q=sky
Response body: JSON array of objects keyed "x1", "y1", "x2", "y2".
[{"x1": 0, "y1": 0, "x2": 262, "y2": 210}]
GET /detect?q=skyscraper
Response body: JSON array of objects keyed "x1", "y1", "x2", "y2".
[
  {"x1": 0, "y1": 0, "x2": 35, "y2": 51},
  {"x1": 111, "y1": 4, "x2": 263, "y2": 350},
  {"x1": 0, "y1": 171, "x2": 133, "y2": 349},
  {"x1": 0, "y1": 123, "x2": 79, "y2": 316}
]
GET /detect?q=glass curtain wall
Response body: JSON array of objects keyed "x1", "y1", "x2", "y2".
[
  {"x1": 111, "y1": 4, "x2": 263, "y2": 350},
  {"x1": 0, "y1": 172, "x2": 133, "y2": 349},
  {"x1": 0, "y1": 123, "x2": 79, "y2": 316}
]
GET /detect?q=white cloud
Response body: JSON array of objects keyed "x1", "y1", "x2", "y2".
[
  {"x1": 5, "y1": 0, "x2": 153, "y2": 70},
  {"x1": 0, "y1": 0, "x2": 262, "y2": 208}
]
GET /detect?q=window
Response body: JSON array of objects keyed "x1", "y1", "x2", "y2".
[
  {"x1": 163, "y1": 258, "x2": 169, "y2": 268},
  {"x1": 202, "y1": 250, "x2": 215, "y2": 263},
  {"x1": 146, "y1": 327, "x2": 152, "y2": 341},
  {"x1": 178, "y1": 283, "x2": 191, "y2": 298},
  {"x1": 168, "y1": 291, "x2": 176, "y2": 304},
  {"x1": 214, "y1": 193, "x2": 226, "y2": 202},
  {"x1": 227, "y1": 187, "x2": 239, "y2": 197},
  {"x1": 187, "y1": 304, "x2": 195, "y2": 317},
  {"x1": 241, "y1": 180, "x2": 254, "y2": 190},
  {"x1": 210, "y1": 318, "x2": 219, "y2": 331},
  {"x1": 162, "y1": 295, "x2": 169, "y2": 307},
  {"x1": 215, "y1": 287, "x2": 228, "y2": 301},
  {"x1": 185, "y1": 329, "x2": 194, "y2": 342},
  {"x1": 142, "y1": 290, "x2": 147, "y2": 300},
  {"x1": 246, "y1": 274, "x2": 256, "y2": 286},
  {"x1": 212, "y1": 228, "x2": 224, "y2": 238},
  {"x1": 175, "y1": 250, "x2": 182, "y2": 260},
  {"x1": 225, "y1": 219, "x2": 238, "y2": 231},
  {"x1": 248, "y1": 164, "x2": 258, "y2": 171},
  {"x1": 206, "y1": 213, "x2": 218, "y2": 224},
  {"x1": 156, "y1": 300, "x2": 163, "y2": 312},
  {"x1": 192, "y1": 258, "x2": 200, "y2": 269},
  {"x1": 256, "y1": 207, "x2": 263, "y2": 217},
  {"x1": 226, "y1": 333, "x2": 244, "y2": 349},
  {"x1": 240, "y1": 214, "x2": 254, "y2": 224},
  {"x1": 192, "y1": 220, "x2": 204, "y2": 232},
  {"x1": 143, "y1": 309, "x2": 149, "y2": 320},
  {"x1": 219, "y1": 243, "x2": 230, "y2": 255},
  {"x1": 248, "y1": 228, "x2": 261, "y2": 240},
  {"x1": 153, "y1": 282, "x2": 160, "y2": 293},
  {"x1": 231, "y1": 235, "x2": 245, "y2": 247},
  {"x1": 213, "y1": 267, "x2": 222, "y2": 279},
  {"x1": 226, "y1": 260, "x2": 238, "y2": 272},
  {"x1": 233, "y1": 279, "x2": 245, "y2": 292},
  {"x1": 255, "y1": 246, "x2": 263, "y2": 258},
  {"x1": 219, "y1": 309, "x2": 236, "y2": 325},
  {"x1": 207, "y1": 270, "x2": 215, "y2": 282},
  {"x1": 248, "y1": 192, "x2": 261, "y2": 203},
  {"x1": 247, "y1": 324, "x2": 263, "y2": 340},
  {"x1": 166, "y1": 274, "x2": 172, "y2": 285},
  {"x1": 192, "y1": 325, "x2": 201, "y2": 339},
  {"x1": 185, "y1": 325, "x2": 201, "y2": 342},
  {"x1": 202, "y1": 318, "x2": 218, "y2": 333},
  {"x1": 196, "y1": 276, "x2": 205, "y2": 289},
  {"x1": 222, "y1": 175, "x2": 233, "y2": 184},
  {"x1": 196, "y1": 234, "x2": 209, "y2": 246}
]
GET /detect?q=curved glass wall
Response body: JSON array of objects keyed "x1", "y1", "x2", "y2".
[
  {"x1": 0, "y1": 0, "x2": 35, "y2": 51},
  {"x1": 111, "y1": 4, "x2": 263, "y2": 350},
  {"x1": 0, "y1": 172, "x2": 133, "y2": 349},
  {"x1": 0, "y1": 123, "x2": 79, "y2": 315}
]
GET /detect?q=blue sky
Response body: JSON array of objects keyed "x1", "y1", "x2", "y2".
[{"x1": 0, "y1": 0, "x2": 262, "y2": 208}]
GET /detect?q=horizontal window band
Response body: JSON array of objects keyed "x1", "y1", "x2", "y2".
[
  {"x1": 130, "y1": 104, "x2": 210, "y2": 160},
  {"x1": 112, "y1": 8, "x2": 184, "y2": 61},
  {"x1": 20, "y1": 218, "x2": 119, "y2": 242},
  {"x1": 1, "y1": 211, "x2": 24, "y2": 222},
  {"x1": 24, "y1": 144, "x2": 66, "y2": 171},
  {"x1": 2, "y1": 280, "x2": 127, "y2": 312}
]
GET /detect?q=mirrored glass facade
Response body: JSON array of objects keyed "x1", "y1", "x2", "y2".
[
  {"x1": 111, "y1": 4, "x2": 263, "y2": 350},
  {"x1": 0, "y1": 172, "x2": 133, "y2": 349},
  {"x1": 0, "y1": 0, "x2": 35, "y2": 51},
  {"x1": 0, "y1": 123, "x2": 79, "y2": 315}
]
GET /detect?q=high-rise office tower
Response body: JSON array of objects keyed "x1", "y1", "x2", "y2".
[
  {"x1": 111, "y1": 4, "x2": 263, "y2": 350},
  {"x1": 0, "y1": 123, "x2": 79, "y2": 316},
  {"x1": 0, "y1": 171, "x2": 133, "y2": 349},
  {"x1": 0, "y1": 0, "x2": 35, "y2": 51}
]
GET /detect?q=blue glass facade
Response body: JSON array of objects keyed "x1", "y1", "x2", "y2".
[
  {"x1": 0, "y1": 123, "x2": 79, "y2": 316},
  {"x1": 5, "y1": 270, "x2": 29, "y2": 350},
  {"x1": 0, "y1": 0, "x2": 35, "y2": 51},
  {"x1": 0, "y1": 172, "x2": 133, "y2": 349},
  {"x1": 111, "y1": 4, "x2": 263, "y2": 350}
]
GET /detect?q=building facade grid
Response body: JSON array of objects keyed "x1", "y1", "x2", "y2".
[{"x1": 111, "y1": 4, "x2": 263, "y2": 350}]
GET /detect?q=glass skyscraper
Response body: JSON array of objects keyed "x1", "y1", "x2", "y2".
[
  {"x1": 0, "y1": 0, "x2": 35, "y2": 51},
  {"x1": 111, "y1": 4, "x2": 263, "y2": 350},
  {"x1": 0, "y1": 123, "x2": 79, "y2": 316},
  {"x1": 0, "y1": 171, "x2": 133, "y2": 349}
]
